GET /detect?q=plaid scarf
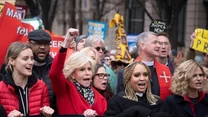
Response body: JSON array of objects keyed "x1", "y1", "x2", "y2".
[{"x1": 73, "y1": 81, "x2": 95, "y2": 105}]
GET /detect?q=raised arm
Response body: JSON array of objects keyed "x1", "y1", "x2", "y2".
[
  {"x1": 185, "y1": 32, "x2": 196, "y2": 60},
  {"x1": 49, "y1": 28, "x2": 79, "y2": 96}
]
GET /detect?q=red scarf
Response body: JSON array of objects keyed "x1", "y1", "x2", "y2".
[{"x1": 135, "y1": 57, "x2": 172, "y2": 100}]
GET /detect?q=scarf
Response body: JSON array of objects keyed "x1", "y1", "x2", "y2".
[{"x1": 73, "y1": 81, "x2": 95, "y2": 105}]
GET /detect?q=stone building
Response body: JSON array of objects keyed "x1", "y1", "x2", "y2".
[{"x1": 15, "y1": 0, "x2": 208, "y2": 51}]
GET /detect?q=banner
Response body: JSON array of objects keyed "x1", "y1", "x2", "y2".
[
  {"x1": 50, "y1": 36, "x2": 64, "y2": 58},
  {"x1": 87, "y1": 20, "x2": 107, "y2": 40},
  {"x1": 127, "y1": 35, "x2": 137, "y2": 52},
  {"x1": 0, "y1": 2, "x2": 34, "y2": 66},
  {"x1": 0, "y1": 0, "x2": 15, "y2": 15},
  {"x1": 192, "y1": 28, "x2": 208, "y2": 53}
]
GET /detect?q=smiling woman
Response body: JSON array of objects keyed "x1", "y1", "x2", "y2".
[
  {"x1": 104, "y1": 61, "x2": 172, "y2": 117},
  {"x1": 0, "y1": 42, "x2": 54, "y2": 116}
]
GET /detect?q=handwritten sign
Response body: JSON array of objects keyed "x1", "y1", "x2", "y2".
[
  {"x1": 149, "y1": 20, "x2": 167, "y2": 33},
  {"x1": 87, "y1": 20, "x2": 107, "y2": 40},
  {"x1": 192, "y1": 28, "x2": 208, "y2": 53}
]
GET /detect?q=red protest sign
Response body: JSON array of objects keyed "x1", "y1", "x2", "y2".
[
  {"x1": 0, "y1": 2, "x2": 34, "y2": 65},
  {"x1": 50, "y1": 36, "x2": 64, "y2": 58}
]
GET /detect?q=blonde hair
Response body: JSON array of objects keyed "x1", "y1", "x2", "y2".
[
  {"x1": 80, "y1": 47, "x2": 100, "y2": 64},
  {"x1": 5, "y1": 42, "x2": 31, "y2": 72},
  {"x1": 171, "y1": 60, "x2": 208, "y2": 96},
  {"x1": 124, "y1": 61, "x2": 158, "y2": 104},
  {"x1": 63, "y1": 51, "x2": 95, "y2": 81}
]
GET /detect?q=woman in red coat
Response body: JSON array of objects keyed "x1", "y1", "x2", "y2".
[
  {"x1": 0, "y1": 42, "x2": 54, "y2": 117},
  {"x1": 49, "y1": 28, "x2": 107, "y2": 117}
]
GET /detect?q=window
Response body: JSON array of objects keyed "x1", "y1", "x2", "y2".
[{"x1": 125, "y1": 0, "x2": 144, "y2": 34}]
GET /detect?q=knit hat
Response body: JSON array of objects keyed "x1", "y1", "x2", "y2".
[
  {"x1": 75, "y1": 35, "x2": 87, "y2": 48},
  {"x1": 75, "y1": 35, "x2": 87, "y2": 43},
  {"x1": 28, "y1": 30, "x2": 51, "y2": 42}
]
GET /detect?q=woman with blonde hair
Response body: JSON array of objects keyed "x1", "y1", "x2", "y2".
[
  {"x1": 49, "y1": 28, "x2": 107, "y2": 117},
  {"x1": 80, "y1": 47, "x2": 100, "y2": 64},
  {"x1": 166, "y1": 60, "x2": 208, "y2": 117},
  {"x1": 0, "y1": 42, "x2": 54, "y2": 117},
  {"x1": 105, "y1": 61, "x2": 171, "y2": 117}
]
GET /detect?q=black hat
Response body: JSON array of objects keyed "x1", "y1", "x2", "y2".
[{"x1": 28, "y1": 30, "x2": 51, "y2": 42}]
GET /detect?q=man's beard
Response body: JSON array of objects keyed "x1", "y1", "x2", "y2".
[{"x1": 34, "y1": 54, "x2": 48, "y2": 63}]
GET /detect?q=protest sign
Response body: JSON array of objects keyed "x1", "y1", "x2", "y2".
[
  {"x1": 149, "y1": 20, "x2": 167, "y2": 34},
  {"x1": 87, "y1": 20, "x2": 107, "y2": 40},
  {"x1": 192, "y1": 28, "x2": 208, "y2": 53},
  {"x1": 0, "y1": 2, "x2": 34, "y2": 65},
  {"x1": 49, "y1": 36, "x2": 64, "y2": 58}
]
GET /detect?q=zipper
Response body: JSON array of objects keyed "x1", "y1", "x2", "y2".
[
  {"x1": 18, "y1": 88, "x2": 28, "y2": 116},
  {"x1": 19, "y1": 89, "x2": 26, "y2": 116}
]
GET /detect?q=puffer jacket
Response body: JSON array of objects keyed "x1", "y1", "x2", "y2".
[
  {"x1": 0, "y1": 56, "x2": 55, "y2": 109},
  {"x1": 0, "y1": 72, "x2": 49, "y2": 115}
]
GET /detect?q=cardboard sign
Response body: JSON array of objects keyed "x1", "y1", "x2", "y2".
[
  {"x1": 192, "y1": 28, "x2": 208, "y2": 53},
  {"x1": 0, "y1": 2, "x2": 34, "y2": 65},
  {"x1": 87, "y1": 20, "x2": 107, "y2": 40},
  {"x1": 149, "y1": 20, "x2": 167, "y2": 33}
]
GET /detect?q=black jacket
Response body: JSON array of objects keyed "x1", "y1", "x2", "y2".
[
  {"x1": 104, "y1": 92, "x2": 172, "y2": 117},
  {"x1": 0, "y1": 104, "x2": 6, "y2": 117},
  {"x1": 32, "y1": 56, "x2": 56, "y2": 110},
  {"x1": 166, "y1": 94, "x2": 208, "y2": 117}
]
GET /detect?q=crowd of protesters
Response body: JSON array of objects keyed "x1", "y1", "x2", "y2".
[{"x1": 0, "y1": 27, "x2": 207, "y2": 117}]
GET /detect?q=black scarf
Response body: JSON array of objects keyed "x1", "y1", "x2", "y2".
[{"x1": 73, "y1": 81, "x2": 95, "y2": 105}]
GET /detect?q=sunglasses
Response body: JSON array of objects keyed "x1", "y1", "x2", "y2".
[
  {"x1": 95, "y1": 73, "x2": 110, "y2": 79},
  {"x1": 104, "y1": 58, "x2": 111, "y2": 61},
  {"x1": 95, "y1": 47, "x2": 105, "y2": 52}
]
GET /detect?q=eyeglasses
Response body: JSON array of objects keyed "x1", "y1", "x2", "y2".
[
  {"x1": 95, "y1": 73, "x2": 110, "y2": 79},
  {"x1": 95, "y1": 47, "x2": 105, "y2": 52},
  {"x1": 158, "y1": 42, "x2": 169, "y2": 46},
  {"x1": 105, "y1": 58, "x2": 111, "y2": 61},
  {"x1": 30, "y1": 41, "x2": 51, "y2": 47}
]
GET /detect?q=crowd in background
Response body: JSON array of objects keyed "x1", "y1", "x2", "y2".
[{"x1": 0, "y1": 28, "x2": 207, "y2": 117}]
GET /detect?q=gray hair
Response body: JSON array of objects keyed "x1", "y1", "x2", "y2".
[
  {"x1": 84, "y1": 35, "x2": 104, "y2": 47},
  {"x1": 136, "y1": 31, "x2": 157, "y2": 49}
]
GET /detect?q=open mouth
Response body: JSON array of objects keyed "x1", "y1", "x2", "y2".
[
  {"x1": 138, "y1": 83, "x2": 146, "y2": 86},
  {"x1": 83, "y1": 78, "x2": 91, "y2": 81},
  {"x1": 101, "y1": 82, "x2": 107, "y2": 86},
  {"x1": 161, "y1": 50, "x2": 166, "y2": 54},
  {"x1": 25, "y1": 67, "x2": 32, "y2": 71}
]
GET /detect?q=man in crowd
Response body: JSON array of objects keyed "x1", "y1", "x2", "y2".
[
  {"x1": 134, "y1": 31, "x2": 172, "y2": 100},
  {"x1": 155, "y1": 33, "x2": 174, "y2": 74},
  {"x1": 27, "y1": 30, "x2": 56, "y2": 111},
  {"x1": 84, "y1": 35, "x2": 105, "y2": 61}
]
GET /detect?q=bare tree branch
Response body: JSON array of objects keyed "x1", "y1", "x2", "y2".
[
  {"x1": 147, "y1": 0, "x2": 160, "y2": 18},
  {"x1": 135, "y1": 0, "x2": 154, "y2": 21},
  {"x1": 101, "y1": 0, "x2": 125, "y2": 18}
]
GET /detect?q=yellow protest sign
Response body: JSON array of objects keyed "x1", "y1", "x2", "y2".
[{"x1": 192, "y1": 28, "x2": 208, "y2": 53}]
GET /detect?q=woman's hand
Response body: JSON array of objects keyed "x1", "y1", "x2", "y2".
[
  {"x1": 62, "y1": 28, "x2": 79, "y2": 48},
  {"x1": 83, "y1": 109, "x2": 98, "y2": 117},
  {"x1": 190, "y1": 32, "x2": 196, "y2": 47},
  {"x1": 40, "y1": 106, "x2": 54, "y2": 117},
  {"x1": 7, "y1": 110, "x2": 23, "y2": 117}
]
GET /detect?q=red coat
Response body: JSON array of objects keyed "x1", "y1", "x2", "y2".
[
  {"x1": 0, "y1": 79, "x2": 49, "y2": 115},
  {"x1": 49, "y1": 51, "x2": 107, "y2": 115}
]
